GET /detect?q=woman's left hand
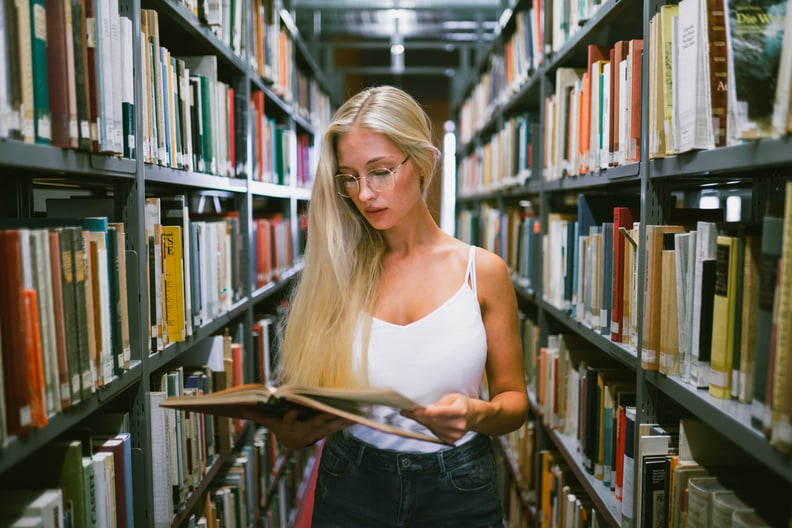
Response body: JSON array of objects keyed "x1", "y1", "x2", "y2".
[{"x1": 401, "y1": 393, "x2": 481, "y2": 445}]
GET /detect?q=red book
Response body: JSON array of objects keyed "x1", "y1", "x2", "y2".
[
  {"x1": 45, "y1": 0, "x2": 78, "y2": 148},
  {"x1": 627, "y1": 39, "x2": 644, "y2": 162},
  {"x1": 611, "y1": 207, "x2": 639, "y2": 342},
  {"x1": 610, "y1": 41, "x2": 629, "y2": 166}
]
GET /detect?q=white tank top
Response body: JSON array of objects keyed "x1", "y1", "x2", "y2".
[{"x1": 349, "y1": 245, "x2": 488, "y2": 452}]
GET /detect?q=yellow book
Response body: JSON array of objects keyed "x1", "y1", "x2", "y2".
[
  {"x1": 161, "y1": 225, "x2": 185, "y2": 343},
  {"x1": 709, "y1": 234, "x2": 741, "y2": 399},
  {"x1": 660, "y1": 4, "x2": 679, "y2": 156},
  {"x1": 659, "y1": 248, "x2": 680, "y2": 375},
  {"x1": 771, "y1": 181, "x2": 792, "y2": 452}
]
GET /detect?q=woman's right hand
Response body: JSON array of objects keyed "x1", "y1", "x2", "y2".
[{"x1": 256, "y1": 410, "x2": 352, "y2": 449}]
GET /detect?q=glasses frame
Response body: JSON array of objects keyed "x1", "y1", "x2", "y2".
[{"x1": 334, "y1": 156, "x2": 410, "y2": 197}]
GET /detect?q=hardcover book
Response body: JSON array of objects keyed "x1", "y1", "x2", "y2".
[{"x1": 160, "y1": 383, "x2": 448, "y2": 445}]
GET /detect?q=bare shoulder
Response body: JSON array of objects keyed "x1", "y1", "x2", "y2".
[
  {"x1": 471, "y1": 247, "x2": 515, "y2": 305},
  {"x1": 472, "y1": 246, "x2": 511, "y2": 280}
]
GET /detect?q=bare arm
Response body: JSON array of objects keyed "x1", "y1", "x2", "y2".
[{"x1": 405, "y1": 250, "x2": 528, "y2": 444}]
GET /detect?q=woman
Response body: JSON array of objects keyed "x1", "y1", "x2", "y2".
[{"x1": 268, "y1": 85, "x2": 528, "y2": 527}]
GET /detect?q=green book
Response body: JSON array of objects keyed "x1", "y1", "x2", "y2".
[
  {"x1": 12, "y1": 440, "x2": 87, "y2": 528},
  {"x1": 30, "y1": 0, "x2": 50, "y2": 144}
]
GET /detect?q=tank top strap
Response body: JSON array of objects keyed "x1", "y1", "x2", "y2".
[{"x1": 465, "y1": 245, "x2": 478, "y2": 298}]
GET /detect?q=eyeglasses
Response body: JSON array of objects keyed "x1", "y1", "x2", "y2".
[{"x1": 334, "y1": 156, "x2": 410, "y2": 197}]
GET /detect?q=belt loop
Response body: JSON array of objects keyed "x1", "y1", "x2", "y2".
[
  {"x1": 437, "y1": 450, "x2": 446, "y2": 473},
  {"x1": 354, "y1": 438, "x2": 366, "y2": 466}
]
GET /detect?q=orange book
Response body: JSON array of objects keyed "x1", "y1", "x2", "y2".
[
  {"x1": 0, "y1": 230, "x2": 34, "y2": 435},
  {"x1": 641, "y1": 225, "x2": 686, "y2": 370},
  {"x1": 578, "y1": 71, "x2": 590, "y2": 174},
  {"x1": 24, "y1": 288, "x2": 48, "y2": 428},
  {"x1": 580, "y1": 45, "x2": 610, "y2": 174}
]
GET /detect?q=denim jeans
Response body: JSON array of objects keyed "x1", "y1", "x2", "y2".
[{"x1": 312, "y1": 430, "x2": 506, "y2": 528}]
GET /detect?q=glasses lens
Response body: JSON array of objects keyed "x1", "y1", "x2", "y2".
[
  {"x1": 335, "y1": 175, "x2": 357, "y2": 197},
  {"x1": 367, "y1": 169, "x2": 395, "y2": 192}
]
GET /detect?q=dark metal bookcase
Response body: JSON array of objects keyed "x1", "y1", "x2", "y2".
[
  {"x1": 0, "y1": 0, "x2": 334, "y2": 525},
  {"x1": 453, "y1": 0, "x2": 792, "y2": 525}
]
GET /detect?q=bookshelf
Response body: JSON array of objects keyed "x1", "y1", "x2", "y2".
[
  {"x1": 455, "y1": 0, "x2": 792, "y2": 526},
  {"x1": 0, "y1": 0, "x2": 332, "y2": 525}
]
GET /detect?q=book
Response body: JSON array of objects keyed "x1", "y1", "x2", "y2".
[
  {"x1": 0, "y1": 489, "x2": 63, "y2": 527},
  {"x1": 159, "y1": 383, "x2": 448, "y2": 445},
  {"x1": 674, "y1": 232, "x2": 694, "y2": 381},
  {"x1": 725, "y1": 0, "x2": 788, "y2": 140},
  {"x1": 770, "y1": 180, "x2": 792, "y2": 452},
  {"x1": 161, "y1": 225, "x2": 186, "y2": 343},
  {"x1": 773, "y1": 1, "x2": 792, "y2": 136},
  {"x1": 640, "y1": 454, "x2": 669, "y2": 528},
  {"x1": 685, "y1": 476, "x2": 726, "y2": 527},
  {"x1": 690, "y1": 221, "x2": 718, "y2": 388},
  {"x1": 96, "y1": 434, "x2": 133, "y2": 528},
  {"x1": 47, "y1": 230, "x2": 72, "y2": 409},
  {"x1": 45, "y1": 0, "x2": 78, "y2": 148},
  {"x1": 611, "y1": 207, "x2": 638, "y2": 342},
  {"x1": 738, "y1": 231, "x2": 760, "y2": 403},
  {"x1": 10, "y1": 439, "x2": 86, "y2": 527},
  {"x1": 659, "y1": 240, "x2": 680, "y2": 375},
  {"x1": 708, "y1": 232, "x2": 743, "y2": 399},
  {"x1": 642, "y1": 225, "x2": 686, "y2": 370},
  {"x1": 752, "y1": 215, "x2": 783, "y2": 429}
]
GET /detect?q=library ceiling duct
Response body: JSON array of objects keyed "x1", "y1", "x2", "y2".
[{"x1": 292, "y1": 0, "x2": 500, "y2": 99}]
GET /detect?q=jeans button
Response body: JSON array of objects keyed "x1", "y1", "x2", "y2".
[{"x1": 401, "y1": 458, "x2": 411, "y2": 468}]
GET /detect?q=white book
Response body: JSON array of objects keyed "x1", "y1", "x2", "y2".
[
  {"x1": 179, "y1": 62, "x2": 194, "y2": 172},
  {"x1": 0, "y1": 489, "x2": 64, "y2": 528},
  {"x1": 84, "y1": 221, "x2": 114, "y2": 385},
  {"x1": 145, "y1": 198, "x2": 163, "y2": 352},
  {"x1": 773, "y1": 4, "x2": 792, "y2": 137},
  {"x1": 96, "y1": 0, "x2": 113, "y2": 151},
  {"x1": 92, "y1": 451, "x2": 116, "y2": 528},
  {"x1": 555, "y1": 68, "x2": 584, "y2": 180},
  {"x1": 588, "y1": 60, "x2": 604, "y2": 172},
  {"x1": 618, "y1": 59, "x2": 629, "y2": 165},
  {"x1": 600, "y1": 62, "x2": 611, "y2": 171},
  {"x1": 690, "y1": 221, "x2": 717, "y2": 388},
  {"x1": 119, "y1": 16, "x2": 134, "y2": 157},
  {"x1": 110, "y1": 5, "x2": 123, "y2": 154},
  {"x1": 0, "y1": 515, "x2": 46, "y2": 527},
  {"x1": 674, "y1": 232, "x2": 692, "y2": 381},
  {"x1": 675, "y1": 0, "x2": 700, "y2": 153},
  {"x1": 28, "y1": 229, "x2": 60, "y2": 415}
]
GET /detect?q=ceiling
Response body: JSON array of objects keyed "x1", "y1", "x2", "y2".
[{"x1": 291, "y1": 0, "x2": 504, "y2": 102}]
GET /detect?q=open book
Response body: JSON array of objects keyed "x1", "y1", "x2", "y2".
[{"x1": 159, "y1": 383, "x2": 446, "y2": 444}]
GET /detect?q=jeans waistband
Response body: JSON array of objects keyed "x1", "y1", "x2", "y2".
[{"x1": 332, "y1": 430, "x2": 492, "y2": 475}]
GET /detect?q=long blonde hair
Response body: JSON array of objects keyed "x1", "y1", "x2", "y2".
[{"x1": 279, "y1": 86, "x2": 440, "y2": 387}]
